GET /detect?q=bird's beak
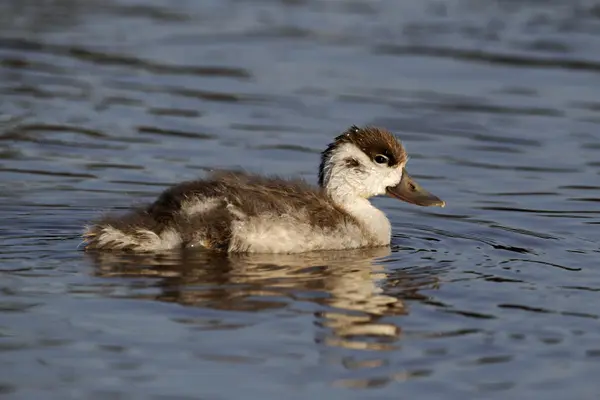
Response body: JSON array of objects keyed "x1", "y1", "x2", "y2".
[{"x1": 386, "y1": 169, "x2": 445, "y2": 207}]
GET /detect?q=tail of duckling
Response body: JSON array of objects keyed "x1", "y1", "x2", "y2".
[{"x1": 82, "y1": 208, "x2": 182, "y2": 252}]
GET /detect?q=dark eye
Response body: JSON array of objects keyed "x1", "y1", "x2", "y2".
[{"x1": 374, "y1": 155, "x2": 388, "y2": 164}]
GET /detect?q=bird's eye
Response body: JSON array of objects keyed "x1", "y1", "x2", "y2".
[{"x1": 374, "y1": 155, "x2": 388, "y2": 164}]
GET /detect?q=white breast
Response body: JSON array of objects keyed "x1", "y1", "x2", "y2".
[
  {"x1": 227, "y1": 210, "x2": 377, "y2": 253},
  {"x1": 338, "y1": 198, "x2": 391, "y2": 246}
]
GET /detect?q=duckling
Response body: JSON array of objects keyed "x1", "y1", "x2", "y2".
[{"x1": 83, "y1": 125, "x2": 444, "y2": 253}]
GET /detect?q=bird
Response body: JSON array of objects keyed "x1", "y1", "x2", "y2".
[{"x1": 82, "y1": 125, "x2": 445, "y2": 253}]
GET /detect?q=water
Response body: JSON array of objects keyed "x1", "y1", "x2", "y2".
[{"x1": 1, "y1": 0, "x2": 600, "y2": 398}]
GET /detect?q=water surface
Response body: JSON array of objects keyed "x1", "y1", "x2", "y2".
[{"x1": 1, "y1": 0, "x2": 600, "y2": 399}]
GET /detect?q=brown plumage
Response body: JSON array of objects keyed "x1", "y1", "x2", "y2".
[{"x1": 84, "y1": 170, "x2": 367, "y2": 252}]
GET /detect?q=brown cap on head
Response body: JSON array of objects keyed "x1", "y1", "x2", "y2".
[{"x1": 319, "y1": 125, "x2": 407, "y2": 186}]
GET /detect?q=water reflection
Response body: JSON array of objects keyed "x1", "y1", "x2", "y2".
[{"x1": 88, "y1": 247, "x2": 440, "y2": 352}]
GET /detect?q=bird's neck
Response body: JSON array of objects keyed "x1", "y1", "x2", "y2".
[{"x1": 326, "y1": 186, "x2": 391, "y2": 246}]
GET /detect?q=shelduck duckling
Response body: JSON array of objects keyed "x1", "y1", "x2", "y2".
[{"x1": 83, "y1": 125, "x2": 444, "y2": 253}]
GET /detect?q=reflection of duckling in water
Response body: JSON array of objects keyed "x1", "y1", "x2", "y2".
[
  {"x1": 89, "y1": 247, "x2": 441, "y2": 349},
  {"x1": 83, "y1": 125, "x2": 444, "y2": 253}
]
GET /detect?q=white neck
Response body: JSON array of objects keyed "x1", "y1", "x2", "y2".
[
  {"x1": 328, "y1": 190, "x2": 392, "y2": 245},
  {"x1": 320, "y1": 143, "x2": 397, "y2": 245}
]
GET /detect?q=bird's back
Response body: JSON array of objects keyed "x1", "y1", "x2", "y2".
[{"x1": 84, "y1": 171, "x2": 374, "y2": 253}]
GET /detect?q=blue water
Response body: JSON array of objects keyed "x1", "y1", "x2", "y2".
[{"x1": 1, "y1": 0, "x2": 600, "y2": 398}]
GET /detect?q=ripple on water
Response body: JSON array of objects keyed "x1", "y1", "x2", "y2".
[{"x1": 1, "y1": 0, "x2": 600, "y2": 398}]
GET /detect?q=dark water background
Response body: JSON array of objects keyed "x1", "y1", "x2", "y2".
[{"x1": 1, "y1": 0, "x2": 600, "y2": 398}]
